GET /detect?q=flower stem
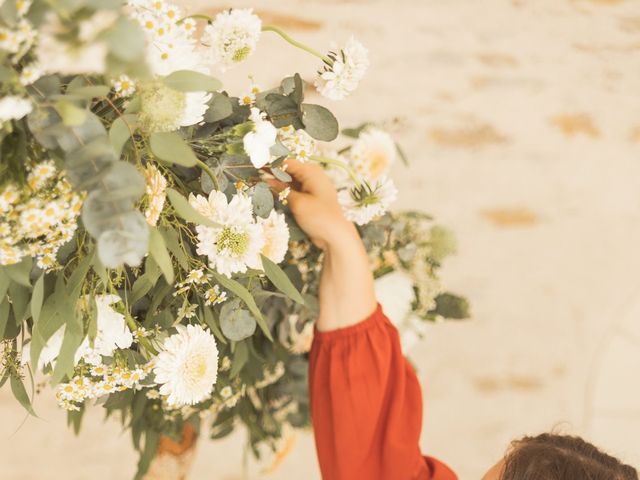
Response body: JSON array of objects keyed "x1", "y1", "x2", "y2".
[
  {"x1": 262, "y1": 25, "x2": 332, "y2": 63},
  {"x1": 177, "y1": 13, "x2": 214, "y2": 24},
  {"x1": 195, "y1": 158, "x2": 220, "y2": 191},
  {"x1": 310, "y1": 154, "x2": 361, "y2": 186}
]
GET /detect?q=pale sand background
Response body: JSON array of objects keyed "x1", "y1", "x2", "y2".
[{"x1": 2, "y1": 0, "x2": 640, "y2": 478}]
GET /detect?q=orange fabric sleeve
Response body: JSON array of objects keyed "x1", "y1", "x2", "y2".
[{"x1": 309, "y1": 304, "x2": 457, "y2": 480}]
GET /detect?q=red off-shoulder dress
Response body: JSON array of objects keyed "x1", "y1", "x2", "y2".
[{"x1": 309, "y1": 304, "x2": 457, "y2": 480}]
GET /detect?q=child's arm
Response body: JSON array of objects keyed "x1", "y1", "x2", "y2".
[{"x1": 282, "y1": 160, "x2": 377, "y2": 332}]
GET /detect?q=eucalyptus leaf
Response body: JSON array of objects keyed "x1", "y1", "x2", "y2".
[
  {"x1": 65, "y1": 85, "x2": 111, "y2": 99},
  {"x1": 163, "y1": 70, "x2": 222, "y2": 92},
  {"x1": 54, "y1": 100, "x2": 88, "y2": 127},
  {"x1": 220, "y1": 302, "x2": 256, "y2": 341},
  {"x1": 204, "y1": 92, "x2": 233, "y2": 123},
  {"x1": 202, "y1": 306, "x2": 226, "y2": 344},
  {"x1": 30, "y1": 275, "x2": 44, "y2": 324},
  {"x1": 10, "y1": 374, "x2": 37, "y2": 417},
  {"x1": 109, "y1": 114, "x2": 138, "y2": 157},
  {"x1": 230, "y1": 340, "x2": 249, "y2": 377},
  {"x1": 148, "y1": 228, "x2": 174, "y2": 284},
  {"x1": 271, "y1": 167, "x2": 292, "y2": 183},
  {"x1": 51, "y1": 311, "x2": 84, "y2": 384},
  {"x1": 97, "y1": 218, "x2": 149, "y2": 268},
  {"x1": 252, "y1": 182, "x2": 274, "y2": 218},
  {"x1": 210, "y1": 272, "x2": 273, "y2": 341},
  {"x1": 158, "y1": 226, "x2": 190, "y2": 270},
  {"x1": 150, "y1": 131, "x2": 198, "y2": 167},
  {"x1": 301, "y1": 103, "x2": 339, "y2": 141},
  {"x1": 3, "y1": 257, "x2": 31, "y2": 287}
]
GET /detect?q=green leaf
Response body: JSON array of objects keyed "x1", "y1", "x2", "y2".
[
  {"x1": 202, "y1": 306, "x2": 226, "y2": 344},
  {"x1": 230, "y1": 340, "x2": 249, "y2": 377},
  {"x1": 159, "y1": 226, "x2": 190, "y2": 270},
  {"x1": 134, "y1": 430, "x2": 160, "y2": 480},
  {"x1": 51, "y1": 310, "x2": 84, "y2": 385},
  {"x1": 148, "y1": 228, "x2": 174, "y2": 284},
  {"x1": 301, "y1": 103, "x2": 339, "y2": 141},
  {"x1": 210, "y1": 272, "x2": 273, "y2": 341},
  {"x1": 55, "y1": 100, "x2": 88, "y2": 126},
  {"x1": 0, "y1": 269, "x2": 9, "y2": 299},
  {"x1": 166, "y1": 188, "x2": 220, "y2": 228},
  {"x1": 109, "y1": 114, "x2": 138, "y2": 157},
  {"x1": 260, "y1": 255, "x2": 305, "y2": 305},
  {"x1": 149, "y1": 131, "x2": 198, "y2": 167},
  {"x1": 10, "y1": 374, "x2": 37, "y2": 417},
  {"x1": 66, "y1": 85, "x2": 111, "y2": 99},
  {"x1": 3, "y1": 257, "x2": 31, "y2": 287},
  {"x1": 67, "y1": 405, "x2": 85, "y2": 434},
  {"x1": 8, "y1": 282, "x2": 29, "y2": 323},
  {"x1": 251, "y1": 182, "x2": 274, "y2": 218},
  {"x1": 163, "y1": 70, "x2": 222, "y2": 92},
  {"x1": 30, "y1": 274, "x2": 45, "y2": 323},
  {"x1": 204, "y1": 92, "x2": 233, "y2": 123},
  {"x1": 106, "y1": 17, "x2": 147, "y2": 62},
  {"x1": 0, "y1": 301, "x2": 9, "y2": 338},
  {"x1": 433, "y1": 293, "x2": 470, "y2": 320},
  {"x1": 67, "y1": 246, "x2": 95, "y2": 300},
  {"x1": 219, "y1": 301, "x2": 256, "y2": 341},
  {"x1": 263, "y1": 93, "x2": 302, "y2": 129}
]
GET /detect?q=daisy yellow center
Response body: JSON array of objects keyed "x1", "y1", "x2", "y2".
[{"x1": 217, "y1": 226, "x2": 249, "y2": 256}]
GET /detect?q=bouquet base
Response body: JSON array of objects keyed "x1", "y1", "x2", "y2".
[{"x1": 144, "y1": 425, "x2": 198, "y2": 480}]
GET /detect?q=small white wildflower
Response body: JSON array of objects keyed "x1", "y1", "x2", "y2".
[
  {"x1": 244, "y1": 107, "x2": 277, "y2": 168},
  {"x1": 204, "y1": 285, "x2": 227, "y2": 306},
  {"x1": 0, "y1": 96, "x2": 32, "y2": 122},
  {"x1": 112, "y1": 74, "x2": 137, "y2": 97}
]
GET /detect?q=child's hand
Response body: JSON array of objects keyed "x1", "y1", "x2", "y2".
[
  {"x1": 271, "y1": 159, "x2": 377, "y2": 331},
  {"x1": 279, "y1": 159, "x2": 357, "y2": 251}
]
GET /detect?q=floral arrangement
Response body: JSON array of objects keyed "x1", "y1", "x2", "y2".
[{"x1": 0, "y1": 0, "x2": 469, "y2": 477}]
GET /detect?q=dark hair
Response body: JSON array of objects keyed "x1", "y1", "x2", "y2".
[{"x1": 500, "y1": 433, "x2": 638, "y2": 480}]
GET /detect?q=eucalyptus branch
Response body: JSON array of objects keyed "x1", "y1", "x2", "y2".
[{"x1": 195, "y1": 158, "x2": 220, "y2": 191}]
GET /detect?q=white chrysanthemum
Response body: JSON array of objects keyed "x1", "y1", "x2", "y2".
[
  {"x1": 338, "y1": 177, "x2": 397, "y2": 225},
  {"x1": 374, "y1": 270, "x2": 427, "y2": 352},
  {"x1": 257, "y1": 210, "x2": 289, "y2": 264},
  {"x1": 350, "y1": 128, "x2": 396, "y2": 182},
  {"x1": 315, "y1": 37, "x2": 369, "y2": 101},
  {"x1": 75, "y1": 294, "x2": 134, "y2": 365},
  {"x1": 204, "y1": 8, "x2": 261, "y2": 70},
  {"x1": 0, "y1": 95, "x2": 32, "y2": 122},
  {"x1": 153, "y1": 324, "x2": 219, "y2": 406},
  {"x1": 189, "y1": 191, "x2": 265, "y2": 277},
  {"x1": 138, "y1": 81, "x2": 211, "y2": 132},
  {"x1": 244, "y1": 107, "x2": 277, "y2": 168},
  {"x1": 36, "y1": 13, "x2": 108, "y2": 75}
]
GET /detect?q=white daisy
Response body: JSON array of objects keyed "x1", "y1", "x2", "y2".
[
  {"x1": 204, "y1": 8, "x2": 261, "y2": 71},
  {"x1": 0, "y1": 95, "x2": 32, "y2": 122},
  {"x1": 189, "y1": 191, "x2": 265, "y2": 277},
  {"x1": 112, "y1": 74, "x2": 137, "y2": 97},
  {"x1": 257, "y1": 210, "x2": 289, "y2": 264},
  {"x1": 19, "y1": 62, "x2": 42, "y2": 86},
  {"x1": 75, "y1": 294, "x2": 134, "y2": 365},
  {"x1": 278, "y1": 126, "x2": 316, "y2": 163},
  {"x1": 243, "y1": 107, "x2": 277, "y2": 168},
  {"x1": 153, "y1": 324, "x2": 219, "y2": 406},
  {"x1": 315, "y1": 36, "x2": 369, "y2": 101},
  {"x1": 350, "y1": 127, "x2": 396, "y2": 182},
  {"x1": 338, "y1": 177, "x2": 397, "y2": 225}
]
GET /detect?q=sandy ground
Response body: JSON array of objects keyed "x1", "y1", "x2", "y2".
[{"x1": 2, "y1": 0, "x2": 640, "y2": 478}]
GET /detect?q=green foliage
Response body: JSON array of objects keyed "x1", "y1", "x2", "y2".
[
  {"x1": 150, "y1": 131, "x2": 198, "y2": 167},
  {"x1": 433, "y1": 293, "x2": 470, "y2": 320},
  {"x1": 220, "y1": 300, "x2": 257, "y2": 341},
  {"x1": 261, "y1": 255, "x2": 305, "y2": 305},
  {"x1": 163, "y1": 70, "x2": 222, "y2": 92}
]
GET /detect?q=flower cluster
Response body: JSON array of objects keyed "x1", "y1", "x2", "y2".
[
  {"x1": 278, "y1": 126, "x2": 317, "y2": 163},
  {"x1": 56, "y1": 363, "x2": 151, "y2": 411},
  {"x1": 0, "y1": 161, "x2": 83, "y2": 269}
]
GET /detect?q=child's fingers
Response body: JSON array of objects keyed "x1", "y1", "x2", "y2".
[{"x1": 284, "y1": 159, "x2": 335, "y2": 197}]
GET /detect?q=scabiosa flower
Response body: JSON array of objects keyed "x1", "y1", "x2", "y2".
[
  {"x1": 338, "y1": 177, "x2": 397, "y2": 225},
  {"x1": 0, "y1": 95, "x2": 32, "y2": 122},
  {"x1": 204, "y1": 8, "x2": 262, "y2": 71},
  {"x1": 278, "y1": 126, "x2": 316, "y2": 162},
  {"x1": 257, "y1": 210, "x2": 290, "y2": 264},
  {"x1": 315, "y1": 36, "x2": 369, "y2": 101},
  {"x1": 138, "y1": 81, "x2": 211, "y2": 132},
  {"x1": 243, "y1": 107, "x2": 277, "y2": 168},
  {"x1": 189, "y1": 191, "x2": 265, "y2": 277},
  {"x1": 350, "y1": 127, "x2": 397, "y2": 182},
  {"x1": 153, "y1": 324, "x2": 219, "y2": 406}
]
